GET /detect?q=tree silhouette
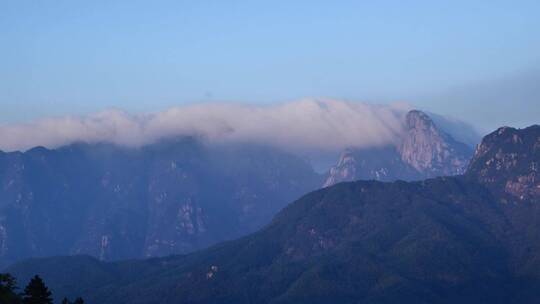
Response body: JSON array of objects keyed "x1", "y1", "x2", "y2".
[
  {"x1": 73, "y1": 297, "x2": 84, "y2": 304},
  {"x1": 22, "y1": 275, "x2": 52, "y2": 304},
  {"x1": 0, "y1": 273, "x2": 21, "y2": 304}
]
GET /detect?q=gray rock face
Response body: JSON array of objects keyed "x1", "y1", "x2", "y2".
[
  {"x1": 399, "y1": 110, "x2": 471, "y2": 175},
  {"x1": 323, "y1": 146, "x2": 421, "y2": 187},
  {"x1": 324, "y1": 110, "x2": 473, "y2": 186}
]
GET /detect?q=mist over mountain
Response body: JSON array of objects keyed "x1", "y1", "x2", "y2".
[
  {"x1": 427, "y1": 112, "x2": 481, "y2": 147},
  {"x1": 0, "y1": 100, "x2": 406, "y2": 153},
  {"x1": 0, "y1": 105, "x2": 479, "y2": 269},
  {"x1": 2, "y1": 2, "x2": 538, "y2": 303},
  {"x1": 323, "y1": 110, "x2": 473, "y2": 186},
  {"x1": 0, "y1": 100, "x2": 478, "y2": 156},
  {"x1": 8, "y1": 125, "x2": 539, "y2": 304}
]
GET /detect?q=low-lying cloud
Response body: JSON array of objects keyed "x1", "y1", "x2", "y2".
[{"x1": 0, "y1": 99, "x2": 412, "y2": 152}]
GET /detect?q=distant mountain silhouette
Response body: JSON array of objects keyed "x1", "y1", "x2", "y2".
[{"x1": 0, "y1": 138, "x2": 321, "y2": 267}]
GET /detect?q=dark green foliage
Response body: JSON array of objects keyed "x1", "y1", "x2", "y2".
[
  {"x1": 0, "y1": 273, "x2": 21, "y2": 304},
  {"x1": 2, "y1": 273, "x2": 84, "y2": 304},
  {"x1": 22, "y1": 275, "x2": 52, "y2": 304}
]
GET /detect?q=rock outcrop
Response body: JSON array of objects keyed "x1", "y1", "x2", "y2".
[{"x1": 324, "y1": 110, "x2": 473, "y2": 186}]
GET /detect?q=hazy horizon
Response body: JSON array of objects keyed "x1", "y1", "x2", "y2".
[{"x1": 2, "y1": 1, "x2": 539, "y2": 131}]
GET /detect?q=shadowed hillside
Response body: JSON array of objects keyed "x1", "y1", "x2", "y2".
[{"x1": 7, "y1": 125, "x2": 539, "y2": 303}]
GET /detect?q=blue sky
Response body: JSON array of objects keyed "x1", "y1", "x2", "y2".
[{"x1": 1, "y1": 1, "x2": 539, "y2": 130}]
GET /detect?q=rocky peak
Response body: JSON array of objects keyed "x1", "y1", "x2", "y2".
[
  {"x1": 322, "y1": 149, "x2": 357, "y2": 187},
  {"x1": 466, "y1": 125, "x2": 540, "y2": 202},
  {"x1": 323, "y1": 110, "x2": 473, "y2": 187},
  {"x1": 399, "y1": 110, "x2": 471, "y2": 176},
  {"x1": 405, "y1": 110, "x2": 437, "y2": 131}
]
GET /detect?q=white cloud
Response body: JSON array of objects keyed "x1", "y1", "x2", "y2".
[{"x1": 0, "y1": 99, "x2": 412, "y2": 152}]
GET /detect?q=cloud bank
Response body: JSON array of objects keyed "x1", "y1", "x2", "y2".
[{"x1": 0, "y1": 99, "x2": 412, "y2": 152}]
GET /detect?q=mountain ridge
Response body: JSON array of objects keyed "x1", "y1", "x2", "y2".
[
  {"x1": 0, "y1": 111, "x2": 479, "y2": 267},
  {"x1": 7, "y1": 124, "x2": 540, "y2": 304},
  {"x1": 0, "y1": 138, "x2": 322, "y2": 268}
]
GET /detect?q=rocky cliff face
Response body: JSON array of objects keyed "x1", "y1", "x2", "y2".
[
  {"x1": 466, "y1": 125, "x2": 540, "y2": 202},
  {"x1": 322, "y1": 146, "x2": 422, "y2": 187},
  {"x1": 324, "y1": 110, "x2": 473, "y2": 186},
  {"x1": 0, "y1": 139, "x2": 322, "y2": 267},
  {"x1": 400, "y1": 110, "x2": 471, "y2": 175}
]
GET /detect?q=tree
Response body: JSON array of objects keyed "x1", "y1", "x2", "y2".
[
  {"x1": 0, "y1": 273, "x2": 21, "y2": 304},
  {"x1": 22, "y1": 275, "x2": 52, "y2": 304},
  {"x1": 73, "y1": 297, "x2": 84, "y2": 304}
]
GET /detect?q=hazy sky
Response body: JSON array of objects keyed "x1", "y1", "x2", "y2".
[{"x1": 1, "y1": 1, "x2": 539, "y2": 130}]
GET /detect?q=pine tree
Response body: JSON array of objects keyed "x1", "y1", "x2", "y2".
[
  {"x1": 0, "y1": 273, "x2": 21, "y2": 304},
  {"x1": 73, "y1": 297, "x2": 84, "y2": 304},
  {"x1": 61, "y1": 298, "x2": 71, "y2": 304},
  {"x1": 22, "y1": 275, "x2": 53, "y2": 304}
]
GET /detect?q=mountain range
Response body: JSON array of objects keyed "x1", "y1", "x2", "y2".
[
  {"x1": 7, "y1": 125, "x2": 540, "y2": 303},
  {"x1": 0, "y1": 139, "x2": 321, "y2": 268},
  {"x1": 0, "y1": 110, "x2": 475, "y2": 268}
]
